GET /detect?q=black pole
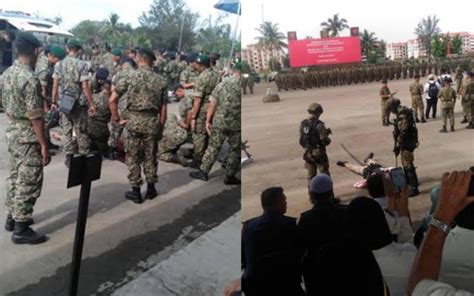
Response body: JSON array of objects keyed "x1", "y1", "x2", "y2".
[{"x1": 68, "y1": 181, "x2": 92, "y2": 296}]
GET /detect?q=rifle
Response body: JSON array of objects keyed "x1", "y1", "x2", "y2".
[{"x1": 241, "y1": 140, "x2": 252, "y2": 159}]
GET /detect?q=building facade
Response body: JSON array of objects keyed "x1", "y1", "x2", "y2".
[
  {"x1": 242, "y1": 43, "x2": 285, "y2": 72},
  {"x1": 407, "y1": 39, "x2": 427, "y2": 59},
  {"x1": 386, "y1": 42, "x2": 408, "y2": 60},
  {"x1": 441, "y1": 32, "x2": 474, "y2": 54}
]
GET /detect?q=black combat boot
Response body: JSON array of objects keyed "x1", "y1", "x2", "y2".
[
  {"x1": 461, "y1": 117, "x2": 468, "y2": 124},
  {"x1": 65, "y1": 154, "x2": 73, "y2": 168},
  {"x1": 189, "y1": 170, "x2": 208, "y2": 181},
  {"x1": 364, "y1": 152, "x2": 375, "y2": 163},
  {"x1": 48, "y1": 141, "x2": 59, "y2": 151},
  {"x1": 336, "y1": 161, "x2": 347, "y2": 167},
  {"x1": 125, "y1": 187, "x2": 144, "y2": 204},
  {"x1": 439, "y1": 126, "x2": 447, "y2": 133},
  {"x1": 450, "y1": 126, "x2": 455, "y2": 132},
  {"x1": 405, "y1": 166, "x2": 420, "y2": 198},
  {"x1": 415, "y1": 117, "x2": 420, "y2": 123},
  {"x1": 224, "y1": 175, "x2": 241, "y2": 185},
  {"x1": 421, "y1": 118, "x2": 426, "y2": 123},
  {"x1": 104, "y1": 147, "x2": 117, "y2": 160},
  {"x1": 145, "y1": 183, "x2": 158, "y2": 200},
  {"x1": 5, "y1": 214, "x2": 34, "y2": 232},
  {"x1": 189, "y1": 159, "x2": 201, "y2": 169},
  {"x1": 466, "y1": 122, "x2": 474, "y2": 129},
  {"x1": 11, "y1": 222, "x2": 47, "y2": 244}
]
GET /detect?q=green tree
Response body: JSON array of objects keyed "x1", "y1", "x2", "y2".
[
  {"x1": 71, "y1": 20, "x2": 104, "y2": 45},
  {"x1": 414, "y1": 15, "x2": 441, "y2": 60},
  {"x1": 360, "y1": 29, "x2": 378, "y2": 57},
  {"x1": 101, "y1": 13, "x2": 123, "y2": 46},
  {"x1": 255, "y1": 21, "x2": 287, "y2": 70},
  {"x1": 194, "y1": 15, "x2": 234, "y2": 55},
  {"x1": 140, "y1": 0, "x2": 199, "y2": 50},
  {"x1": 268, "y1": 57, "x2": 281, "y2": 71},
  {"x1": 320, "y1": 13, "x2": 349, "y2": 37},
  {"x1": 450, "y1": 34, "x2": 463, "y2": 54},
  {"x1": 432, "y1": 35, "x2": 448, "y2": 59}
]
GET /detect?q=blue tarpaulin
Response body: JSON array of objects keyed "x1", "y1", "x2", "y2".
[{"x1": 214, "y1": 0, "x2": 241, "y2": 15}]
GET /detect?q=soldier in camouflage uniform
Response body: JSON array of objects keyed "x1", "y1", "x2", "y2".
[
  {"x1": 107, "y1": 59, "x2": 136, "y2": 160},
  {"x1": 409, "y1": 74, "x2": 425, "y2": 122},
  {"x1": 153, "y1": 50, "x2": 167, "y2": 76},
  {"x1": 380, "y1": 79, "x2": 393, "y2": 126},
  {"x1": 88, "y1": 77, "x2": 111, "y2": 154},
  {"x1": 2, "y1": 33, "x2": 50, "y2": 244},
  {"x1": 89, "y1": 45, "x2": 102, "y2": 73},
  {"x1": 461, "y1": 72, "x2": 474, "y2": 129},
  {"x1": 299, "y1": 103, "x2": 331, "y2": 183},
  {"x1": 386, "y1": 98, "x2": 420, "y2": 197},
  {"x1": 103, "y1": 47, "x2": 122, "y2": 79},
  {"x1": 35, "y1": 45, "x2": 66, "y2": 151},
  {"x1": 158, "y1": 84, "x2": 192, "y2": 165},
  {"x1": 455, "y1": 66, "x2": 464, "y2": 94},
  {"x1": 109, "y1": 47, "x2": 167, "y2": 204},
  {"x1": 179, "y1": 53, "x2": 199, "y2": 95},
  {"x1": 190, "y1": 54, "x2": 221, "y2": 168},
  {"x1": 190, "y1": 63, "x2": 241, "y2": 184},
  {"x1": 438, "y1": 77, "x2": 457, "y2": 132},
  {"x1": 51, "y1": 39, "x2": 96, "y2": 167}
]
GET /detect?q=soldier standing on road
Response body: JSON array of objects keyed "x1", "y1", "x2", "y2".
[
  {"x1": 87, "y1": 77, "x2": 111, "y2": 155},
  {"x1": 190, "y1": 62, "x2": 241, "y2": 185},
  {"x1": 51, "y1": 39, "x2": 96, "y2": 167},
  {"x1": 409, "y1": 74, "x2": 425, "y2": 123},
  {"x1": 299, "y1": 103, "x2": 331, "y2": 183},
  {"x1": 109, "y1": 48, "x2": 167, "y2": 204},
  {"x1": 459, "y1": 71, "x2": 474, "y2": 129},
  {"x1": 179, "y1": 52, "x2": 199, "y2": 95},
  {"x1": 158, "y1": 84, "x2": 192, "y2": 166},
  {"x1": 2, "y1": 33, "x2": 50, "y2": 244},
  {"x1": 438, "y1": 77, "x2": 457, "y2": 133},
  {"x1": 380, "y1": 78, "x2": 393, "y2": 126},
  {"x1": 385, "y1": 98, "x2": 420, "y2": 197},
  {"x1": 190, "y1": 54, "x2": 221, "y2": 168}
]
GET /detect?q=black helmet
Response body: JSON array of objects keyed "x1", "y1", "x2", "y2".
[{"x1": 308, "y1": 102, "x2": 323, "y2": 115}]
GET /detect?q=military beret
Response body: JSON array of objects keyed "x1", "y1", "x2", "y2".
[
  {"x1": 50, "y1": 45, "x2": 66, "y2": 60},
  {"x1": 173, "y1": 83, "x2": 184, "y2": 92},
  {"x1": 196, "y1": 54, "x2": 210, "y2": 67},
  {"x1": 233, "y1": 61, "x2": 241, "y2": 71},
  {"x1": 15, "y1": 32, "x2": 41, "y2": 49},
  {"x1": 67, "y1": 39, "x2": 82, "y2": 49},
  {"x1": 43, "y1": 44, "x2": 52, "y2": 55},
  {"x1": 111, "y1": 47, "x2": 122, "y2": 56},
  {"x1": 95, "y1": 68, "x2": 110, "y2": 81},
  {"x1": 187, "y1": 52, "x2": 199, "y2": 63},
  {"x1": 138, "y1": 47, "x2": 156, "y2": 61}
]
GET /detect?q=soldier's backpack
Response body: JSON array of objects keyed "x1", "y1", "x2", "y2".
[
  {"x1": 428, "y1": 82, "x2": 439, "y2": 99},
  {"x1": 299, "y1": 118, "x2": 322, "y2": 149}
]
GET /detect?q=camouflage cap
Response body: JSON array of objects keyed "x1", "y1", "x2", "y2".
[
  {"x1": 111, "y1": 47, "x2": 122, "y2": 56},
  {"x1": 196, "y1": 54, "x2": 210, "y2": 67},
  {"x1": 308, "y1": 102, "x2": 323, "y2": 114},
  {"x1": 50, "y1": 45, "x2": 66, "y2": 60},
  {"x1": 67, "y1": 39, "x2": 82, "y2": 49},
  {"x1": 15, "y1": 32, "x2": 41, "y2": 49}
]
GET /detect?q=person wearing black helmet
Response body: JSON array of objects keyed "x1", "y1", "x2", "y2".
[
  {"x1": 438, "y1": 76, "x2": 457, "y2": 133},
  {"x1": 380, "y1": 78, "x2": 394, "y2": 126}
]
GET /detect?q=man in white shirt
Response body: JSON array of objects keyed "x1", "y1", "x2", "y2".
[{"x1": 424, "y1": 74, "x2": 442, "y2": 119}]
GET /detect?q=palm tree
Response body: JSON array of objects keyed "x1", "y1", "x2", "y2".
[
  {"x1": 360, "y1": 29, "x2": 378, "y2": 57},
  {"x1": 414, "y1": 15, "x2": 441, "y2": 60},
  {"x1": 102, "y1": 13, "x2": 122, "y2": 46},
  {"x1": 255, "y1": 22, "x2": 287, "y2": 70},
  {"x1": 320, "y1": 14, "x2": 349, "y2": 37}
]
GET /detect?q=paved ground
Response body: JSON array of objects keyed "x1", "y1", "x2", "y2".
[
  {"x1": 242, "y1": 78, "x2": 473, "y2": 222},
  {"x1": 0, "y1": 103, "x2": 240, "y2": 296}
]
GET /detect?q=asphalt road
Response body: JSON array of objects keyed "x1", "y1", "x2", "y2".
[
  {"x1": 0, "y1": 103, "x2": 241, "y2": 296},
  {"x1": 242, "y1": 78, "x2": 474, "y2": 222}
]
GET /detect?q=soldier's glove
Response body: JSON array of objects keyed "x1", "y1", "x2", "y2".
[
  {"x1": 326, "y1": 128, "x2": 332, "y2": 135},
  {"x1": 393, "y1": 147, "x2": 400, "y2": 157}
]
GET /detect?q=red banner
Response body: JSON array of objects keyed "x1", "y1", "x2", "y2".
[{"x1": 289, "y1": 37, "x2": 361, "y2": 67}]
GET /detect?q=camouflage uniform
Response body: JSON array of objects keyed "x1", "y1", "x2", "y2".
[
  {"x1": 462, "y1": 78, "x2": 474, "y2": 127},
  {"x1": 192, "y1": 68, "x2": 220, "y2": 163},
  {"x1": 114, "y1": 64, "x2": 167, "y2": 187},
  {"x1": 35, "y1": 52, "x2": 56, "y2": 144},
  {"x1": 90, "y1": 53, "x2": 102, "y2": 73},
  {"x1": 2, "y1": 61, "x2": 44, "y2": 222},
  {"x1": 153, "y1": 56, "x2": 167, "y2": 76},
  {"x1": 380, "y1": 85, "x2": 391, "y2": 125},
  {"x1": 438, "y1": 85, "x2": 457, "y2": 130},
  {"x1": 179, "y1": 65, "x2": 199, "y2": 95},
  {"x1": 103, "y1": 57, "x2": 121, "y2": 80},
  {"x1": 409, "y1": 81, "x2": 425, "y2": 121},
  {"x1": 87, "y1": 88, "x2": 111, "y2": 154},
  {"x1": 200, "y1": 76, "x2": 241, "y2": 177},
  {"x1": 53, "y1": 55, "x2": 91, "y2": 155},
  {"x1": 158, "y1": 93, "x2": 193, "y2": 161}
]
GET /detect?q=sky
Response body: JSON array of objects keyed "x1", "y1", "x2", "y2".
[
  {"x1": 242, "y1": 0, "x2": 474, "y2": 46},
  {"x1": 1, "y1": 0, "x2": 237, "y2": 30}
]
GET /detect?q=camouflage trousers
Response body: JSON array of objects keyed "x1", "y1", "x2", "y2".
[
  {"x1": 5, "y1": 141, "x2": 43, "y2": 222},
  {"x1": 462, "y1": 99, "x2": 473, "y2": 122},
  {"x1": 60, "y1": 106, "x2": 91, "y2": 155},
  {"x1": 411, "y1": 96, "x2": 425, "y2": 121},
  {"x1": 158, "y1": 123, "x2": 188, "y2": 161},
  {"x1": 125, "y1": 131, "x2": 159, "y2": 187},
  {"x1": 381, "y1": 98, "x2": 389, "y2": 123},
  {"x1": 441, "y1": 108, "x2": 455, "y2": 127},
  {"x1": 304, "y1": 148, "x2": 330, "y2": 181},
  {"x1": 108, "y1": 122, "x2": 124, "y2": 149},
  {"x1": 200, "y1": 128, "x2": 241, "y2": 177},
  {"x1": 192, "y1": 116, "x2": 209, "y2": 163},
  {"x1": 400, "y1": 150, "x2": 414, "y2": 168},
  {"x1": 88, "y1": 120, "x2": 110, "y2": 154}
]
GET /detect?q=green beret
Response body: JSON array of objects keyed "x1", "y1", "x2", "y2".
[
  {"x1": 138, "y1": 47, "x2": 156, "y2": 61},
  {"x1": 67, "y1": 39, "x2": 82, "y2": 49},
  {"x1": 196, "y1": 54, "x2": 210, "y2": 67},
  {"x1": 50, "y1": 45, "x2": 66, "y2": 60},
  {"x1": 15, "y1": 32, "x2": 41, "y2": 49},
  {"x1": 233, "y1": 61, "x2": 241, "y2": 71},
  {"x1": 111, "y1": 47, "x2": 122, "y2": 56}
]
